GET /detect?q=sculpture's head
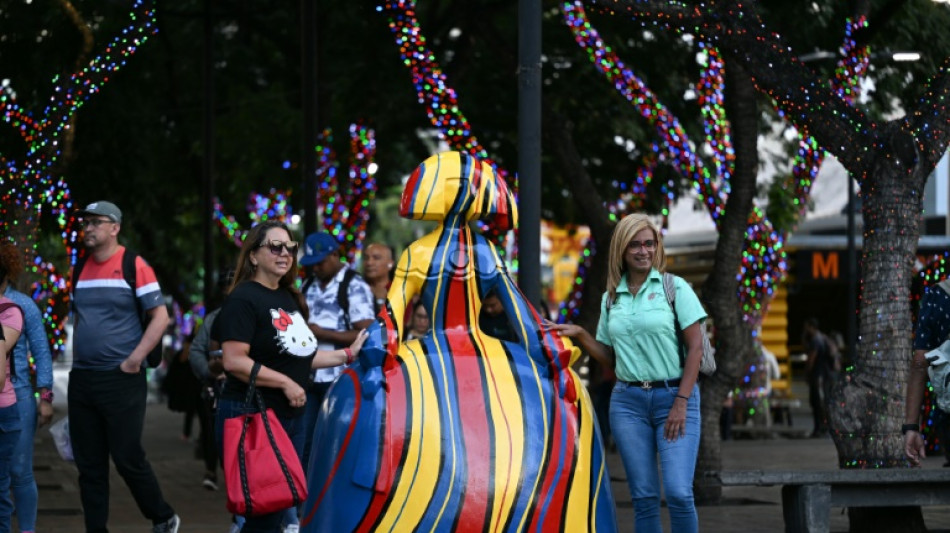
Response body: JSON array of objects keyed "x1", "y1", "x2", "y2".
[{"x1": 399, "y1": 151, "x2": 517, "y2": 232}]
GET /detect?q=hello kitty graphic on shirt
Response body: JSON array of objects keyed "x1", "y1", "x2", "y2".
[{"x1": 270, "y1": 308, "x2": 317, "y2": 357}]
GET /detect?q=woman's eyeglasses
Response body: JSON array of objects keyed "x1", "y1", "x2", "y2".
[
  {"x1": 627, "y1": 239, "x2": 657, "y2": 251},
  {"x1": 259, "y1": 240, "x2": 299, "y2": 256}
]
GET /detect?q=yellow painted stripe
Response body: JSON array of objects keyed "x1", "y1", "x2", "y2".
[
  {"x1": 566, "y1": 375, "x2": 596, "y2": 531},
  {"x1": 377, "y1": 343, "x2": 443, "y2": 530}
]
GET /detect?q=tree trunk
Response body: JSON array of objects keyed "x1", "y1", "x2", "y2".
[
  {"x1": 827, "y1": 125, "x2": 928, "y2": 530},
  {"x1": 695, "y1": 60, "x2": 760, "y2": 504}
]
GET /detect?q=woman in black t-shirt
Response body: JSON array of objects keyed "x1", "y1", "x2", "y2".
[{"x1": 214, "y1": 221, "x2": 367, "y2": 533}]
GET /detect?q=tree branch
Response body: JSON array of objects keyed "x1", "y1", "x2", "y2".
[
  {"x1": 542, "y1": 109, "x2": 614, "y2": 241},
  {"x1": 905, "y1": 56, "x2": 950, "y2": 169},
  {"x1": 585, "y1": 0, "x2": 874, "y2": 180}
]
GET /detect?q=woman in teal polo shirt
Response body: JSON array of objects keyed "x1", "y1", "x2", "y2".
[{"x1": 549, "y1": 213, "x2": 707, "y2": 533}]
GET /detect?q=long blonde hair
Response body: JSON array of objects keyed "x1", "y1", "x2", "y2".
[{"x1": 605, "y1": 214, "x2": 666, "y2": 305}]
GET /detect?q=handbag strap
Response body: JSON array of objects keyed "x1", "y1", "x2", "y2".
[
  {"x1": 236, "y1": 361, "x2": 304, "y2": 514},
  {"x1": 244, "y1": 361, "x2": 262, "y2": 405}
]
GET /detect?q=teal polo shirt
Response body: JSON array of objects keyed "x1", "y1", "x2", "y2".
[{"x1": 595, "y1": 269, "x2": 707, "y2": 382}]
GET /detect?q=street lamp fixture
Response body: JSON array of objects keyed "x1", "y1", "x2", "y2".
[{"x1": 892, "y1": 52, "x2": 922, "y2": 62}]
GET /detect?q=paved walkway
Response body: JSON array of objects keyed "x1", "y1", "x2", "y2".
[{"x1": 27, "y1": 368, "x2": 950, "y2": 532}]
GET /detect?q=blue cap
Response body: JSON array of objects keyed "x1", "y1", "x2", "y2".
[{"x1": 300, "y1": 232, "x2": 340, "y2": 266}]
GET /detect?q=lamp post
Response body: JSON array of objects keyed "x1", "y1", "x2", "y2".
[
  {"x1": 201, "y1": 0, "x2": 215, "y2": 305},
  {"x1": 301, "y1": 0, "x2": 318, "y2": 236},
  {"x1": 846, "y1": 175, "x2": 857, "y2": 362},
  {"x1": 518, "y1": 0, "x2": 542, "y2": 306}
]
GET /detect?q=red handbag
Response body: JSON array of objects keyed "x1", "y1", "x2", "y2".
[{"x1": 224, "y1": 363, "x2": 307, "y2": 516}]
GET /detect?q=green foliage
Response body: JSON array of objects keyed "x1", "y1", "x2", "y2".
[{"x1": 765, "y1": 173, "x2": 808, "y2": 236}]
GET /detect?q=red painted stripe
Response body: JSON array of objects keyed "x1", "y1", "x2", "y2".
[
  {"x1": 356, "y1": 363, "x2": 409, "y2": 532},
  {"x1": 529, "y1": 388, "x2": 576, "y2": 531},
  {"x1": 447, "y1": 328, "x2": 492, "y2": 529},
  {"x1": 543, "y1": 400, "x2": 578, "y2": 531}
]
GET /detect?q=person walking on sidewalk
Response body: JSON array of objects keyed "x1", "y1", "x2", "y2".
[
  {"x1": 68, "y1": 201, "x2": 180, "y2": 533},
  {"x1": 802, "y1": 317, "x2": 840, "y2": 438},
  {"x1": 2, "y1": 241, "x2": 55, "y2": 533},
  {"x1": 189, "y1": 307, "x2": 224, "y2": 491},
  {"x1": 548, "y1": 213, "x2": 706, "y2": 533}
]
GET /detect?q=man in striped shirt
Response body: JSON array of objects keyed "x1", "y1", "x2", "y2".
[{"x1": 68, "y1": 200, "x2": 180, "y2": 533}]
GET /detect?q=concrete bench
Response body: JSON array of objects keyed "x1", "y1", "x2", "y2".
[
  {"x1": 710, "y1": 469, "x2": 950, "y2": 532},
  {"x1": 729, "y1": 425, "x2": 810, "y2": 439}
]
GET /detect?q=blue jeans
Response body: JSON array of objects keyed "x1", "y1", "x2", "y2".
[
  {"x1": 0, "y1": 404, "x2": 22, "y2": 533},
  {"x1": 216, "y1": 397, "x2": 306, "y2": 533},
  {"x1": 610, "y1": 381, "x2": 700, "y2": 533},
  {"x1": 11, "y1": 387, "x2": 37, "y2": 532}
]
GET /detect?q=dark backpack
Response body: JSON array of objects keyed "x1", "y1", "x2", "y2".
[
  {"x1": 301, "y1": 268, "x2": 359, "y2": 330},
  {"x1": 73, "y1": 249, "x2": 164, "y2": 368},
  {"x1": 0, "y1": 301, "x2": 23, "y2": 380}
]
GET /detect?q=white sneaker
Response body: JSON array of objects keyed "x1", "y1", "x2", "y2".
[
  {"x1": 284, "y1": 525, "x2": 300, "y2": 533},
  {"x1": 153, "y1": 514, "x2": 180, "y2": 533},
  {"x1": 202, "y1": 475, "x2": 219, "y2": 491},
  {"x1": 228, "y1": 523, "x2": 241, "y2": 533}
]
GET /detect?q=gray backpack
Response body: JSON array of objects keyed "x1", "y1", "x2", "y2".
[
  {"x1": 661, "y1": 273, "x2": 717, "y2": 377},
  {"x1": 605, "y1": 272, "x2": 716, "y2": 376}
]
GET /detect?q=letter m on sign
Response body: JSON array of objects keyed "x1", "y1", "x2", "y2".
[{"x1": 812, "y1": 252, "x2": 839, "y2": 280}]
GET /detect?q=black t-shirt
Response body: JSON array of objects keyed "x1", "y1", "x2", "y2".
[{"x1": 217, "y1": 281, "x2": 316, "y2": 416}]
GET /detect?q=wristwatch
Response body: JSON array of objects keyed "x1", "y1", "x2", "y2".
[
  {"x1": 901, "y1": 423, "x2": 919, "y2": 435},
  {"x1": 39, "y1": 390, "x2": 54, "y2": 403}
]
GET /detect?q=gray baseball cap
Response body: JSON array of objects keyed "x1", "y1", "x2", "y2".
[{"x1": 77, "y1": 201, "x2": 122, "y2": 224}]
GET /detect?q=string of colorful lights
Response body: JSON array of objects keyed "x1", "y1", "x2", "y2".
[
  {"x1": 319, "y1": 123, "x2": 378, "y2": 261},
  {"x1": 379, "y1": 0, "x2": 517, "y2": 254},
  {"x1": 560, "y1": 1, "x2": 785, "y2": 328},
  {"x1": 788, "y1": 17, "x2": 869, "y2": 221},
  {"x1": 212, "y1": 123, "x2": 377, "y2": 263},
  {"x1": 1, "y1": 0, "x2": 158, "y2": 359}
]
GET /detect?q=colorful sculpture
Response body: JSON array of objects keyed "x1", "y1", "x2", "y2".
[{"x1": 300, "y1": 151, "x2": 617, "y2": 532}]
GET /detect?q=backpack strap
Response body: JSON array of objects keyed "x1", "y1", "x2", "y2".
[
  {"x1": 122, "y1": 248, "x2": 144, "y2": 317},
  {"x1": 0, "y1": 301, "x2": 24, "y2": 380},
  {"x1": 301, "y1": 275, "x2": 315, "y2": 297},
  {"x1": 70, "y1": 254, "x2": 89, "y2": 313},
  {"x1": 662, "y1": 272, "x2": 689, "y2": 369},
  {"x1": 337, "y1": 268, "x2": 358, "y2": 330}
]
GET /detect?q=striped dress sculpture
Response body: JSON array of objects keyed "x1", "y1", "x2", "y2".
[{"x1": 300, "y1": 151, "x2": 617, "y2": 532}]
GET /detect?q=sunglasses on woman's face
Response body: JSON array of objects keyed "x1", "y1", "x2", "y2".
[{"x1": 259, "y1": 240, "x2": 299, "y2": 256}]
